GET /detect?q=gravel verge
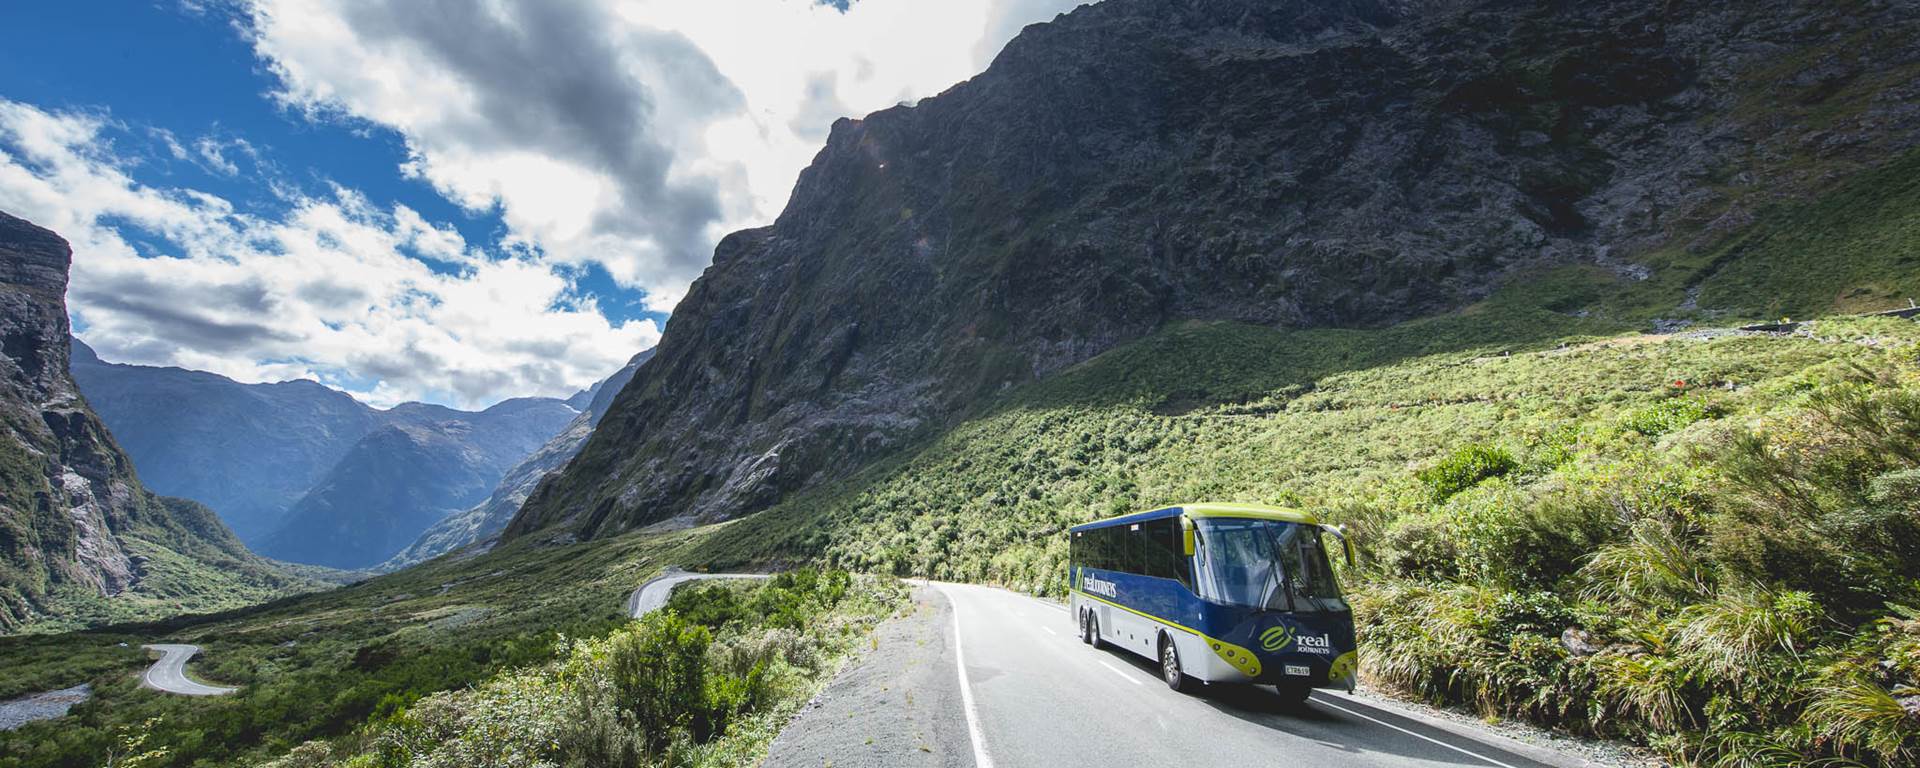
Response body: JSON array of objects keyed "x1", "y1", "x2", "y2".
[{"x1": 763, "y1": 585, "x2": 972, "y2": 768}]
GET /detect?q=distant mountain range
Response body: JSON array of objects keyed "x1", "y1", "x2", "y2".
[
  {"x1": 70, "y1": 340, "x2": 384, "y2": 542},
  {"x1": 382, "y1": 349, "x2": 652, "y2": 570},
  {"x1": 71, "y1": 339, "x2": 641, "y2": 571},
  {"x1": 0, "y1": 211, "x2": 322, "y2": 633},
  {"x1": 252, "y1": 397, "x2": 578, "y2": 569}
]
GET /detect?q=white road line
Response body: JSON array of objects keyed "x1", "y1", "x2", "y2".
[
  {"x1": 1097, "y1": 658, "x2": 1146, "y2": 686},
  {"x1": 944, "y1": 588, "x2": 996, "y2": 768},
  {"x1": 1041, "y1": 625, "x2": 1058, "y2": 636},
  {"x1": 1316, "y1": 697, "x2": 1522, "y2": 768}
]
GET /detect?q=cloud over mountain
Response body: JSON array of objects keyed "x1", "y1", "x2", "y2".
[
  {"x1": 242, "y1": 0, "x2": 1086, "y2": 311},
  {"x1": 0, "y1": 99, "x2": 660, "y2": 408}
]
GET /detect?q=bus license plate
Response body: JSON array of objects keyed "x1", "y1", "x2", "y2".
[{"x1": 1284, "y1": 665, "x2": 1310, "y2": 676}]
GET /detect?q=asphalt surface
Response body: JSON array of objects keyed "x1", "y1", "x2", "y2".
[
  {"x1": 625, "y1": 568, "x2": 771, "y2": 618},
  {"x1": 906, "y1": 583, "x2": 1581, "y2": 768},
  {"x1": 140, "y1": 644, "x2": 236, "y2": 696}
]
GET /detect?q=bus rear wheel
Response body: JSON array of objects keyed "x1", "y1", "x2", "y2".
[
  {"x1": 1159, "y1": 635, "x2": 1198, "y2": 694},
  {"x1": 1086, "y1": 613, "x2": 1106, "y2": 650}
]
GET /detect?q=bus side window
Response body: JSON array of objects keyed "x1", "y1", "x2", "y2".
[
  {"x1": 1133, "y1": 519, "x2": 1187, "y2": 586},
  {"x1": 1088, "y1": 525, "x2": 1115, "y2": 572}
]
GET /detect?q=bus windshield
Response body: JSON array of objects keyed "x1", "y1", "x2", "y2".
[{"x1": 1191, "y1": 517, "x2": 1344, "y2": 613}]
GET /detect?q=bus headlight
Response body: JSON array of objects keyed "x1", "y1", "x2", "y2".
[{"x1": 1211, "y1": 638, "x2": 1262, "y2": 678}]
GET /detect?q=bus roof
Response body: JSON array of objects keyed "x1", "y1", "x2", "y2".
[{"x1": 1068, "y1": 503, "x2": 1319, "y2": 532}]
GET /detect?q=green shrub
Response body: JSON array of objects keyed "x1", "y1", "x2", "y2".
[
  {"x1": 606, "y1": 611, "x2": 712, "y2": 749},
  {"x1": 1489, "y1": 591, "x2": 1578, "y2": 643},
  {"x1": 1621, "y1": 397, "x2": 1722, "y2": 437},
  {"x1": 1443, "y1": 480, "x2": 1610, "y2": 589},
  {"x1": 1381, "y1": 513, "x2": 1459, "y2": 581},
  {"x1": 1418, "y1": 443, "x2": 1518, "y2": 501}
]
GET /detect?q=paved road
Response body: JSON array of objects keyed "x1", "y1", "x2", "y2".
[
  {"x1": 140, "y1": 644, "x2": 236, "y2": 697},
  {"x1": 626, "y1": 568, "x2": 771, "y2": 618},
  {"x1": 927, "y1": 582, "x2": 1583, "y2": 768}
]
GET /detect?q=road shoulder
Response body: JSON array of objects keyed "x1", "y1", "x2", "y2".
[{"x1": 763, "y1": 584, "x2": 971, "y2": 768}]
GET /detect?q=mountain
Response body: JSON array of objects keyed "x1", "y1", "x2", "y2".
[
  {"x1": 255, "y1": 397, "x2": 578, "y2": 570},
  {"x1": 69, "y1": 342, "x2": 385, "y2": 541},
  {"x1": 0, "y1": 212, "x2": 317, "y2": 633},
  {"x1": 71, "y1": 344, "x2": 597, "y2": 558},
  {"x1": 507, "y1": 0, "x2": 1920, "y2": 542},
  {"x1": 382, "y1": 349, "x2": 653, "y2": 570}
]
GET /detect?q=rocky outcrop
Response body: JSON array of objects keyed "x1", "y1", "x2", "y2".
[
  {"x1": 509, "y1": 0, "x2": 1920, "y2": 542},
  {"x1": 0, "y1": 212, "x2": 307, "y2": 632},
  {"x1": 382, "y1": 349, "x2": 653, "y2": 569}
]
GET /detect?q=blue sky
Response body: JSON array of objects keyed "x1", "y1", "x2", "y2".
[
  {"x1": 0, "y1": 1, "x2": 655, "y2": 325},
  {"x1": 0, "y1": 0, "x2": 1080, "y2": 408}
]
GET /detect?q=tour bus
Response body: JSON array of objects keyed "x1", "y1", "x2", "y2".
[{"x1": 1068, "y1": 503, "x2": 1357, "y2": 702}]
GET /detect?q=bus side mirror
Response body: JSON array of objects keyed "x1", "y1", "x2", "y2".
[
  {"x1": 1322, "y1": 524, "x2": 1354, "y2": 568},
  {"x1": 1181, "y1": 517, "x2": 1196, "y2": 556}
]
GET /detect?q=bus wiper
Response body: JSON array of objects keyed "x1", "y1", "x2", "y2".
[{"x1": 1261, "y1": 526, "x2": 1297, "y2": 613}]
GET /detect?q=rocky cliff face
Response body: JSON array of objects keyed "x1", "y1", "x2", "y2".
[
  {"x1": 256, "y1": 397, "x2": 578, "y2": 570},
  {"x1": 382, "y1": 349, "x2": 653, "y2": 569},
  {"x1": 0, "y1": 212, "x2": 307, "y2": 632},
  {"x1": 509, "y1": 0, "x2": 1920, "y2": 541}
]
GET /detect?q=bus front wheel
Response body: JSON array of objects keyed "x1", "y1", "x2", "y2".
[
  {"x1": 1272, "y1": 683, "x2": 1313, "y2": 708},
  {"x1": 1085, "y1": 612, "x2": 1106, "y2": 650},
  {"x1": 1159, "y1": 635, "x2": 1198, "y2": 694}
]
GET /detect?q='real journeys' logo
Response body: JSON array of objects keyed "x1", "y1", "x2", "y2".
[
  {"x1": 1080, "y1": 571, "x2": 1118, "y2": 598},
  {"x1": 1260, "y1": 623, "x2": 1334, "y2": 655},
  {"x1": 1259, "y1": 624, "x2": 1296, "y2": 652}
]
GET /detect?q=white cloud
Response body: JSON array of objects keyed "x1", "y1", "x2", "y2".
[
  {"x1": 192, "y1": 134, "x2": 256, "y2": 176},
  {"x1": 241, "y1": 0, "x2": 1088, "y2": 312},
  {"x1": 0, "y1": 99, "x2": 659, "y2": 409}
]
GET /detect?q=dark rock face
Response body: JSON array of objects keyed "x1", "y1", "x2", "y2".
[
  {"x1": 255, "y1": 397, "x2": 578, "y2": 570},
  {"x1": 0, "y1": 212, "x2": 291, "y2": 631},
  {"x1": 0, "y1": 217, "x2": 76, "y2": 405},
  {"x1": 382, "y1": 349, "x2": 653, "y2": 569},
  {"x1": 510, "y1": 0, "x2": 1920, "y2": 541}
]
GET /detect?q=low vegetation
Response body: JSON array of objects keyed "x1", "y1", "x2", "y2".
[
  {"x1": 0, "y1": 525, "x2": 712, "y2": 767},
  {"x1": 260, "y1": 570, "x2": 901, "y2": 768}
]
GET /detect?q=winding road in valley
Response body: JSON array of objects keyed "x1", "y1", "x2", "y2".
[
  {"x1": 627, "y1": 568, "x2": 771, "y2": 618},
  {"x1": 138, "y1": 568, "x2": 760, "y2": 699},
  {"x1": 141, "y1": 644, "x2": 236, "y2": 697},
  {"x1": 764, "y1": 582, "x2": 1597, "y2": 768}
]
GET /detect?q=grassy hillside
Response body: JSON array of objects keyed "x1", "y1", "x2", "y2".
[{"x1": 10, "y1": 497, "x2": 344, "y2": 636}]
